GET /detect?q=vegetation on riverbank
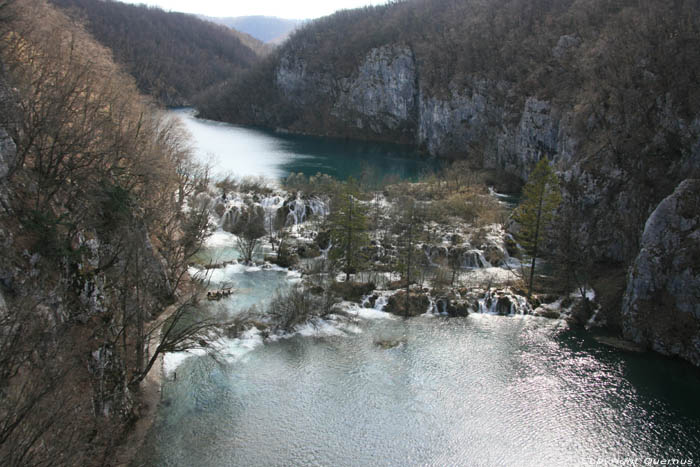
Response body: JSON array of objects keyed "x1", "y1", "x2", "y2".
[
  {"x1": 189, "y1": 158, "x2": 594, "y2": 342},
  {"x1": 0, "y1": 1, "x2": 220, "y2": 464}
]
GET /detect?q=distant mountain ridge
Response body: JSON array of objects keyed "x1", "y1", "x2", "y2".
[{"x1": 201, "y1": 15, "x2": 303, "y2": 44}]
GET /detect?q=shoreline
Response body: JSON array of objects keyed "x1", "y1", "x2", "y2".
[{"x1": 113, "y1": 302, "x2": 179, "y2": 466}]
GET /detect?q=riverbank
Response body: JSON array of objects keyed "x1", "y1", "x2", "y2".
[{"x1": 113, "y1": 299, "x2": 180, "y2": 466}]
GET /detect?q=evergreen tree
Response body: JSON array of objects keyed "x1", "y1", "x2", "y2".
[
  {"x1": 395, "y1": 196, "x2": 421, "y2": 317},
  {"x1": 513, "y1": 158, "x2": 561, "y2": 299},
  {"x1": 328, "y1": 181, "x2": 369, "y2": 282}
]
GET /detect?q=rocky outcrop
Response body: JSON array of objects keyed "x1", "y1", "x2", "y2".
[
  {"x1": 385, "y1": 290, "x2": 431, "y2": 317},
  {"x1": 433, "y1": 296, "x2": 473, "y2": 317},
  {"x1": 477, "y1": 288, "x2": 532, "y2": 315},
  {"x1": 622, "y1": 179, "x2": 700, "y2": 365},
  {"x1": 332, "y1": 45, "x2": 417, "y2": 136},
  {"x1": 263, "y1": 36, "x2": 699, "y2": 266},
  {"x1": 273, "y1": 44, "x2": 575, "y2": 179},
  {"x1": 0, "y1": 127, "x2": 15, "y2": 180},
  {"x1": 0, "y1": 73, "x2": 17, "y2": 186}
]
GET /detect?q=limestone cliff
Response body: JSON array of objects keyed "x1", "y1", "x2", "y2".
[
  {"x1": 622, "y1": 179, "x2": 700, "y2": 365},
  {"x1": 217, "y1": 37, "x2": 700, "y2": 265}
]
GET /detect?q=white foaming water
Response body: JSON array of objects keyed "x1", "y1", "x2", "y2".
[
  {"x1": 295, "y1": 320, "x2": 349, "y2": 338},
  {"x1": 261, "y1": 195, "x2": 285, "y2": 210},
  {"x1": 344, "y1": 296, "x2": 396, "y2": 320},
  {"x1": 205, "y1": 230, "x2": 236, "y2": 248},
  {"x1": 163, "y1": 328, "x2": 265, "y2": 377},
  {"x1": 189, "y1": 263, "x2": 279, "y2": 285},
  {"x1": 163, "y1": 349, "x2": 205, "y2": 377},
  {"x1": 477, "y1": 289, "x2": 531, "y2": 315},
  {"x1": 218, "y1": 327, "x2": 265, "y2": 360},
  {"x1": 285, "y1": 195, "x2": 329, "y2": 226}
]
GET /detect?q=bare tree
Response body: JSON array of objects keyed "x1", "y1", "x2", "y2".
[{"x1": 228, "y1": 203, "x2": 266, "y2": 264}]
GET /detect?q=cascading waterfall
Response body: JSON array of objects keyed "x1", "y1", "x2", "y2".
[
  {"x1": 261, "y1": 195, "x2": 285, "y2": 210},
  {"x1": 460, "y1": 250, "x2": 491, "y2": 269},
  {"x1": 286, "y1": 197, "x2": 308, "y2": 226},
  {"x1": 361, "y1": 293, "x2": 390, "y2": 311},
  {"x1": 424, "y1": 247, "x2": 437, "y2": 267},
  {"x1": 261, "y1": 195, "x2": 285, "y2": 234},
  {"x1": 307, "y1": 196, "x2": 330, "y2": 217},
  {"x1": 423, "y1": 245, "x2": 493, "y2": 269},
  {"x1": 429, "y1": 297, "x2": 449, "y2": 316},
  {"x1": 477, "y1": 289, "x2": 530, "y2": 315},
  {"x1": 285, "y1": 195, "x2": 329, "y2": 226},
  {"x1": 320, "y1": 241, "x2": 332, "y2": 259},
  {"x1": 221, "y1": 206, "x2": 241, "y2": 232}
]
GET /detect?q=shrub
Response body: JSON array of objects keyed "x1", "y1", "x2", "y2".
[
  {"x1": 330, "y1": 281, "x2": 375, "y2": 302},
  {"x1": 267, "y1": 285, "x2": 335, "y2": 332}
]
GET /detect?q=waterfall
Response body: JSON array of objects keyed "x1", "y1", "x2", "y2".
[
  {"x1": 286, "y1": 197, "x2": 307, "y2": 226},
  {"x1": 285, "y1": 195, "x2": 330, "y2": 226},
  {"x1": 221, "y1": 207, "x2": 241, "y2": 232},
  {"x1": 374, "y1": 295, "x2": 389, "y2": 311},
  {"x1": 320, "y1": 241, "x2": 332, "y2": 260},
  {"x1": 430, "y1": 298, "x2": 448, "y2": 316},
  {"x1": 477, "y1": 289, "x2": 530, "y2": 315},
  {"x1": 424, "y1": 247, "x2": 437, "y2": 267},
  {"x1": 460, "y1": 250, "x2": 491, "y2": 269},
  {"x1": 261, "y1": 195, "x2": 285, "y2": 210},
  {"x1": 423, "y1": 245, "x2": 448, "y2": 267},
  {"x1": 307, "y1": 196, "x2": 330, "y2": 217}
]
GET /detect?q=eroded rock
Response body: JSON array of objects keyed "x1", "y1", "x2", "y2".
[{"x1": 622, "y1": 179, "x2": 700, "y2": 365}]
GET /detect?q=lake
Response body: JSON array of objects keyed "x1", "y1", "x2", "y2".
[
  {"x1": 172, "y1": 108, "x2": 439, "y2": 183},
  {"x1": 138, "y1": 271, "x2": 700, "y2": 466}
]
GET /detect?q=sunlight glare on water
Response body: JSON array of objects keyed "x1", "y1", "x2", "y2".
[{"x1": 139, "y1": 310, "x2": 700, "y2": 466}]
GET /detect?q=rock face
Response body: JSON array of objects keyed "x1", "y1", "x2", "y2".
[
  {"x1": 269, "y1": 43, "x2": 585, "y2": 180},
  {"x1": 258, "y1": 40, "x2": 700, "y2": 268},
  {"x1": 333, "y1": 45, "x2": 417, "y2": 135},
  {"x1": 385, "y1": 290, "x2": 430, "y2": 317},
  {"x1": 0, "y1": 75, "x2": 17, "y2": 182},
  {"x1": 273, "y1": 44, "x2": 573, "y2": 177},
  {"x1": 622, "y1": 179, "x2": 700, "y2": 365},
  {"x1": 0, "y1": 127, "x2": 15, "y2": 180}
]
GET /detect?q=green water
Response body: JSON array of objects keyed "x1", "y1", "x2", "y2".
[
  {"x1": 172, "y1": 108, "x2": 440, "y2": 182},
  {"x1": 138, "y1": 308, "x2": 700, "y2": 466}
]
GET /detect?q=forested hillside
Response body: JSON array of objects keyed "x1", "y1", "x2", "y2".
[
  {"x1": 0, "y1": 0, "x2": 212, "y2": 463},
  {"x1": 50, "y1": 0, "x2": 260, "y2": 106},
  {"x1": 197, "y1": 0, "x2": 700, "y2": 364}
]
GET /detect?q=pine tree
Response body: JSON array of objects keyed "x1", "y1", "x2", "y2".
[
  {"x1": 328, "y1": 181, "x2": 369, "y2": 282},
  {"x1": 513, "y1": 158, "x2": 562, "y2": 299},
  {"x1": 395, "y1": 196, "x2": 421, "y2": 317}
]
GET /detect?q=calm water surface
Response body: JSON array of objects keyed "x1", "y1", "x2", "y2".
[
  {"x1": 138, "y1": 306, "x2": 700, "y2": 466},
  {"x1": 138, "y1": 262, "x2": 700, "y2": 466},
  {"x1": 172, "y1": 108, "x2": 438, "y2": 182}
]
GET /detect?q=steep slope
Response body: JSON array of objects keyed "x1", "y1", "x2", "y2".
[
  {"x1": 199, "y1": 0, "x2": 700, "y2": 363},
  {"x1": 0, "y1": 0, "x2": 210, "y2": 463},
  {"x1": 50, "y1": 0, "x2": 260, "y2": 106}
]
